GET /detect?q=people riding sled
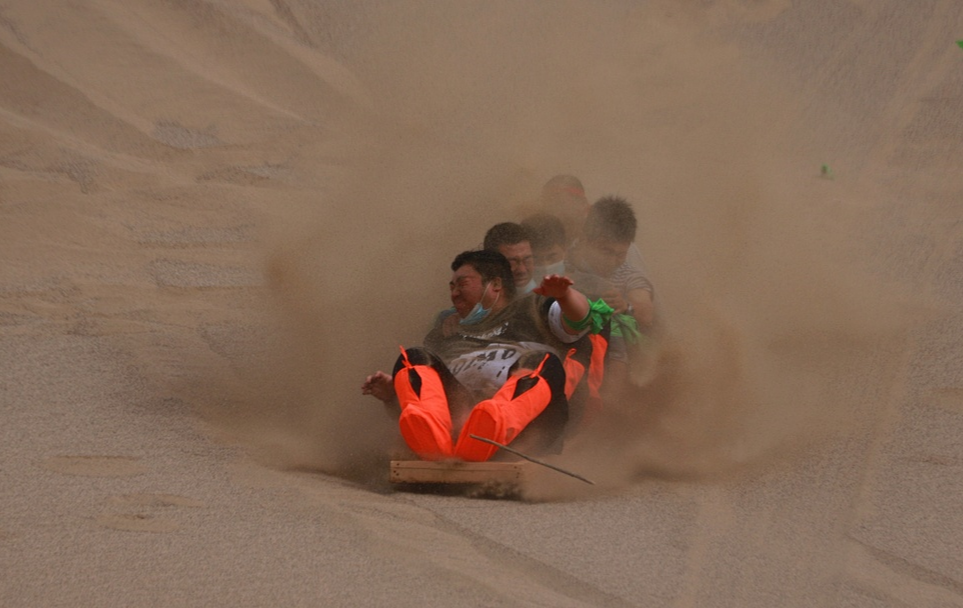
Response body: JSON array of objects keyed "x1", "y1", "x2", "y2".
[{"x1": 362, "y1": 249, "x2": 612, "y2": 462}]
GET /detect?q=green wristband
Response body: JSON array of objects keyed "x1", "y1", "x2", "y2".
[
  {"x1": 562, "y1": 311, "x2": 592, "y2": 331},
  {"x1": 562, "y1": 299, "x2": 614, "y2": 334}
]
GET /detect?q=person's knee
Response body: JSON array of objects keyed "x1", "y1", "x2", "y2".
[
  {"x1": 392, "y1": 347, "x2": 435, "y2": 375},
  {"x1": 509, "y1": 355, "x2": 565, "y2": 398},
  {"x1": 535, "y1": 353, "x2": 567, "y2": 395}
]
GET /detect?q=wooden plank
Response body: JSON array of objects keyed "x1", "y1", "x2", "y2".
[{"x1": 390, "y1": 460, "x2": 526, "y2": 484}]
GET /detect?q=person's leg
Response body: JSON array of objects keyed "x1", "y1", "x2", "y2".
[
  {"x1": 561, "y1": 333, "x2": 605, "y2": 432},
  {"x1": 508, "y1": 352, "x2": 569, "y2": 456},
  {"x1": 583, "y1": 333, "x2": 609, "y2": 425},
  {"x1": 392, "y1": 348, "x2": 454, "y2": 460},
  {"x1": 562, "y1": 346, "x2": 587, "y2": 399},
  {"x1": 454, "y1": 353, "x2": 568, "y2": 461}
]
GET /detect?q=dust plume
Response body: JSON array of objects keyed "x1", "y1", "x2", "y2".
[{"x1": 220, "y1": 1, "x2": 923, "y2": 493}]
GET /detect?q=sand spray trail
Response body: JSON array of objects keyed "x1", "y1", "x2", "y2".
[
  {"x1": 1, "y1": 0, "x2": 938, "y2": 494},
  {"x1": 209, "y1": 2, "x2": 933, "y2": 495},
  {"x1": 0, "y1": 0, "x2": 937, "y2": 495},
  {"x1": 5, "y1": 1, "x2": 963, "y2": 604}
]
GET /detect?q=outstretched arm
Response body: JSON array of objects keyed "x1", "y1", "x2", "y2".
[
  {"x1": 361, "y1": 371, "x2": 397, "y2": 404},
  {"x1": 534, "y1": 274, "x2": 590, "y2": 335}
]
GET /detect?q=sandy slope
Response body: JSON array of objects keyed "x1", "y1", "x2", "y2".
[{"x1": 2, "y1": 1, "x2": 962, "y2": 606}]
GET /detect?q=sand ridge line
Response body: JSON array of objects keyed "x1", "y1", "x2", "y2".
[
  {"x1": 237, "y1": 463, "x2": 633, "y2": 605},
  {"x1": 844, "y1": 535, "x2": 963, "y2": 604},
  {"x1": 372, "y1": 493, "x2": 641, "y2": 608},
  {"x1": 94, "y1": 0, "x2": 332, "y2": 124}
]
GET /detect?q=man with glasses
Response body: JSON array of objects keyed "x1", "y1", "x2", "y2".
[{"x1": 483, "y1": 222, "x2": 537, "y2": 295}]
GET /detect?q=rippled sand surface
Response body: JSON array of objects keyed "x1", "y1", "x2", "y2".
[{"x1": 2, "y1": 1, "x2": 962, "y2": 605}]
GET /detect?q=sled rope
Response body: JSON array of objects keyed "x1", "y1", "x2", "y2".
[{"x1": 468, "y1": 435, "x2": 595, "y2": 485}]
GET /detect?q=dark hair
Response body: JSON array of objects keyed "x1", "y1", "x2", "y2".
[
  {"x1": 583, "y1": 196, "x2": 637, "y2": 244},
  {"x1": 482, "y1": 222, "x2": 531, "y2": 251},
  {"x1": 520, "y1": 213, "x2": 567, "y2": 251},
  {"x1": 451, "y1": 249, "x2": 517, "y2": 299}
]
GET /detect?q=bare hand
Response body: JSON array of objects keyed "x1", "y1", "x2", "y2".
[
  {"x1": 362, "y1": 371, "x2": 396, "y2": 403},
  {"x1": 600, "y1": 288, "x2": 627, "y2": 313},
  {"x1": 533, "y1": 274, "x2": 574, "y2": 299}
]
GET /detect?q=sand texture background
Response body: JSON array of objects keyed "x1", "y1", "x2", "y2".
[{"x1": 2, "y1": 0, "x2": 963, "y2": 606}]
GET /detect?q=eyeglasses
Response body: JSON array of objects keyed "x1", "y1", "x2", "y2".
[{"x1": 504, "y1": 255, "x2": 534, "y2": 266}]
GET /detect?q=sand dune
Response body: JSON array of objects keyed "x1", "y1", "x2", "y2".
[{"x1": 2, "y1": 1, "x2": 963, "y2": 605}]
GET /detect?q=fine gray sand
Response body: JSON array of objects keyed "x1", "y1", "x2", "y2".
[{"x1": 2, "y1": 1, "x2": 963, "y2": 606}]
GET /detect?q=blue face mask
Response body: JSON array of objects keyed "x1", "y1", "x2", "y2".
[{"x1": 459, "y1": 282, "x2": 497, "y2": 325}]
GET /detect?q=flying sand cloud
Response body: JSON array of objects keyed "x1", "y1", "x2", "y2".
[{"x1": 216, "y1": 2, "x2": 926, "y2": 499}]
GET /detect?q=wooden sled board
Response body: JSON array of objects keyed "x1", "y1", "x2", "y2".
[{"x1": 390, "y1": 460, "x2": 527, "y2": 485}]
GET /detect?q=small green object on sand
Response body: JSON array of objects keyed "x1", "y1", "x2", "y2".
[
  {"x1": 957, "y1": 40, "x2": 963, "y2": 49},
  {"x1": 820, "y1": 164, "x2": 834, "y2": 179}
]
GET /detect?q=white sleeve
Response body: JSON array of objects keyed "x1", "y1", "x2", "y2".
[{"x1": 548, "y1": 301, "x2": 589, "y2": 344}]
